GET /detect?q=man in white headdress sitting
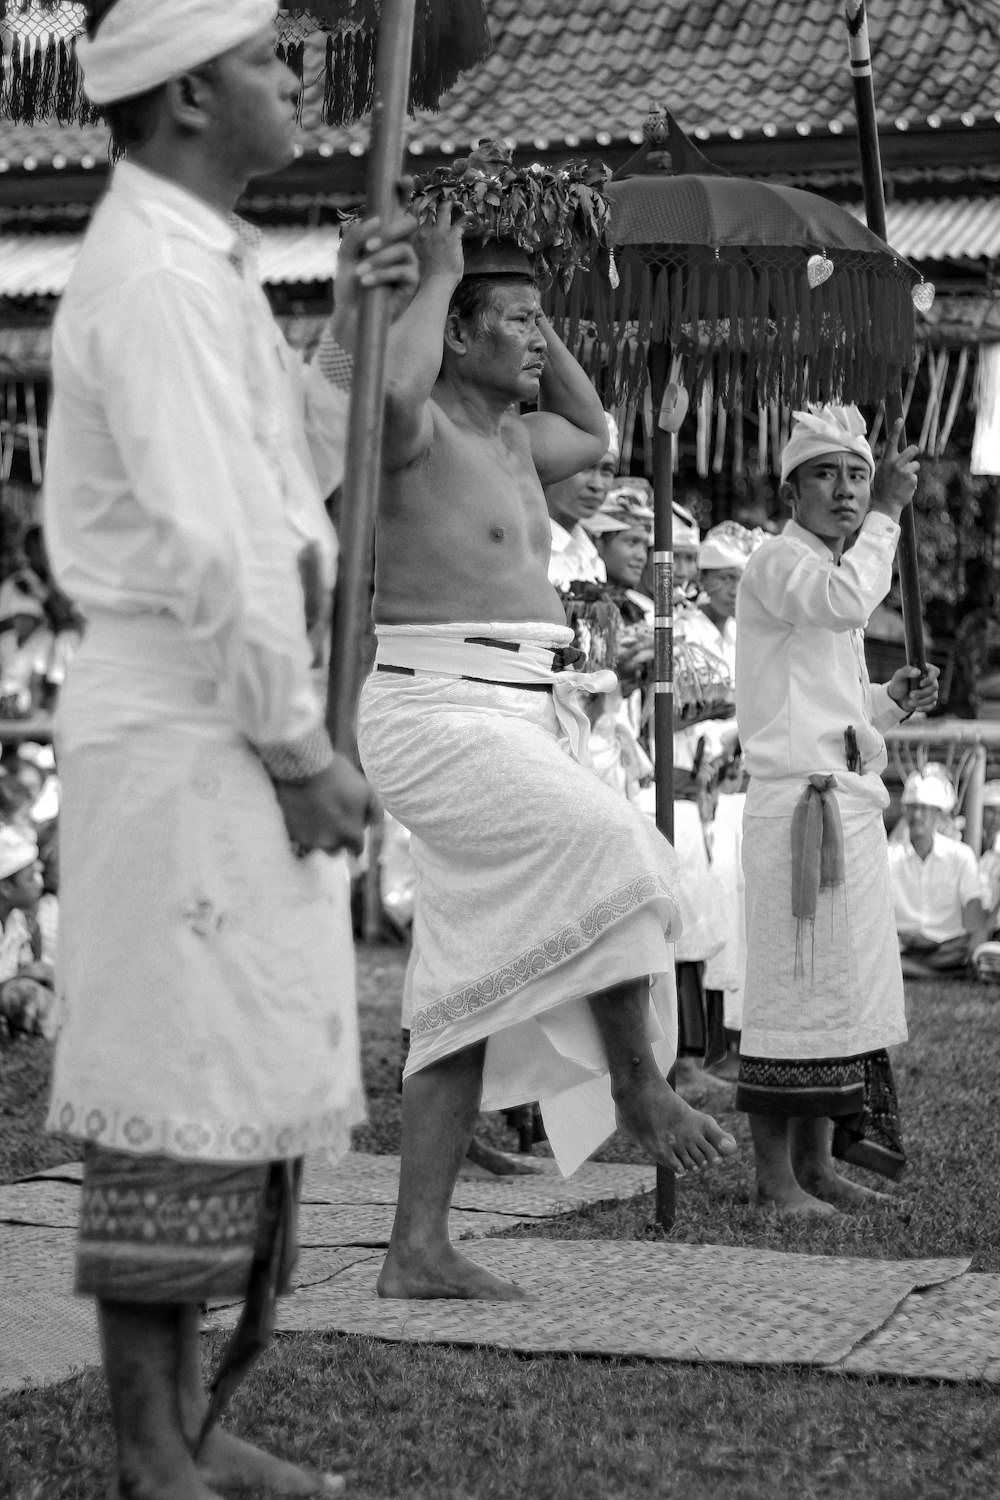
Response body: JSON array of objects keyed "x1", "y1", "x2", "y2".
[
  {"x1": 41, "y1": 3, "x2": 419, "y2": 1496},
  {"x1": 736, "y1": 405, "x2": 939, "y2": 1216},
  {"x1": 544, "y1": 411, "x2": 620, "y2": 588},
  {"x1": 889, "y1": 769, "x2": 991, "y2": 978}
]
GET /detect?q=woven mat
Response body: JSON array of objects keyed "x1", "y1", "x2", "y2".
[
  {"x1": 0, "y1": 1225, "x2": 101, "y2": 1394},
  {"x1": 302, "y1": 1154, "x2": 655, "y2": 1217},
  {"x1": 298, "y1": 1203, "x2": 517, "y2": 1247},
  {"x1": 201, "y1": 1240, "x2": 969, "y2": 1369},
  {"x1": 836, "y1": 1272, "x2": 1000, "y2": 1383},
  {"x1": 0, "y1": 1180, "x2": 81, "y2": 1228}
]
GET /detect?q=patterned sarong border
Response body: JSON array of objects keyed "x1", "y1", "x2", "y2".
[
  {"x1": 75, "y1": 1146, "x2": 302, "y2": 1303},
  {"x1": 411, "y1": 872, "x2": 672, "y2": 1037},
  {"x1": 736, "y1": 1049, "x2": 905, "y2": 1182}
]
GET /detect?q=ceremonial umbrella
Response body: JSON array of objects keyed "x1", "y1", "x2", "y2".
[{"x1": 548, "y1": 107, "x2": 930, "y2": 1226}]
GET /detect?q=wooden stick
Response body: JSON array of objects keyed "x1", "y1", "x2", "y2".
[
  {"x1": 326, "y1": 0, "x2": 418, "y2": 754},
  {"x1": 844, "y1": 0, "x2": 926, "y2": 673},
  {"x1": 649, "y1": 341, "x2": 676, "y2": 1232}
]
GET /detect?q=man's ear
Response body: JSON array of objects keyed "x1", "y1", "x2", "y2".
[
  {"x1": 442, "y1": 312, "x2": 468, "y2": 358},
  {"x1": 162, "y1": 69, "x2": 214, "y2": 134},
  {"x1": 778, "y1": 478, "x2": 797, "y2": 511}
]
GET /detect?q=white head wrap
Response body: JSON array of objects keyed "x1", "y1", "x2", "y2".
[
  {"x1": 672, "y1": 503, "x2": 700, "y2": 552},
  {"x1": 583, "y1": 485, "x2": 654, "y2": 537},
  {"x1": 901, "y1": 770, "x2": 955, "y2": 813},
  {"x1": 779, "y1": 404, "x2": 876, "y2": 486},
  {"x1": 0, "y1": 825, "x2": 38, "y2": 881},
  {"x1": 77, "y1": 0, "x2": 277, "y2": 105},
  {"x1": 698, "y1": 521, "x2": 763, "y2": 573}
]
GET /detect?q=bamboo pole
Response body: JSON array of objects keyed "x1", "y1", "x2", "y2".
[
  {"x1": 326, "y1": 0, "x2": 418, "y2": 754},
  {"x1": 649, "y1": 342, "x2": 676, "y2": 1231},
  {"x1": 844, "y1": 0, "x2": 926, "y2": 673}
]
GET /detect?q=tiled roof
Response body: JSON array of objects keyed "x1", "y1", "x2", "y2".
[{"x1": 1, "y1": 0, "x2": 999, "y2": 170}]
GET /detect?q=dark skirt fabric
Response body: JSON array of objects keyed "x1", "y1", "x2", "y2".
[
  {"x1": 736, "y1": 1048, "x2": 905, "y2": 1181},
  {"x1": 76, "y1": 1145, "x2": 302, "y2": 1302},
  {"x1": 676, "y1": 961, "x2": 726, "y2": 1064}
]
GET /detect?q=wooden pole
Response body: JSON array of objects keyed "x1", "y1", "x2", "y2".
[
  {"x1": 326, "y1": 0, "x2": 418, "y2": 754},
  {"x1": 649, "y1": 342, "x2": 676, "y2": 1231},
  {"x1": 844, "y1": 0, "x2": 926, "y2": 673}
]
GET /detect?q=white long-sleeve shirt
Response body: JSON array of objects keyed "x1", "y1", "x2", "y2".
[
  {"x1": 888, "y1": 832, "x2": 985, "y2": 944},
  {"x1": 44, "y1": 161, "x2": 348, "y2": 749},
  {"x1": 736, "y1": 514, "x2": 906, "y2": 790},
  {"x1": 547, "y1": 519, "x2": 606, "y2": 588}
]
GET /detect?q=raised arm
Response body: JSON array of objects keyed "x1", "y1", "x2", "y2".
[
  {"x1": 521, "y1": 314, "x2": 609, "y2": 484},
  {"x1": 382, "y1": 213, "x2": 465, "y2": 471}
]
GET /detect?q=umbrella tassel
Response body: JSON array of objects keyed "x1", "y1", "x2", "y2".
[{"x1": 651, "y1": 266, "x2": 671, "y2": 346}]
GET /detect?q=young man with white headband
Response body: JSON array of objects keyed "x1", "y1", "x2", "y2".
[
  {"x1": 735, "y1": 405, "x2": 939, "y2": 1216},
  {"x1": 42, "y1": 3, "x2": 418, "y2": 1496}
]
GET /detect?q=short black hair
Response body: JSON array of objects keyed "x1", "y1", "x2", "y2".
[{"x1": 448, "y1": 274, "x2": 535, "y2": 335}]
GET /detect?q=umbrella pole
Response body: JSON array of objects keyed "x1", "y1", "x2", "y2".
[
  {"x1": 326, "y1": 0, "x2": 419, "y2": 754},
  {"x1": 843, "y1": 0, "x2": 926, "y2": 673},
  {"x1": 649, "y1": 344, "x2": 676, "y2": 1230}
]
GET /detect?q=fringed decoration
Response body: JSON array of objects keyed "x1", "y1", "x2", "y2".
[{"x1": 553, "y1": 240, "x2": 919, "y2": 416}]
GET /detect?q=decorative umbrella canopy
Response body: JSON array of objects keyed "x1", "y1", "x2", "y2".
[
  {"x1": 550, "y1": 109, "x2": 932, "y2": 413},
  {"x1": 0, "y1": 0, "x2": 490, "y2": 125}
]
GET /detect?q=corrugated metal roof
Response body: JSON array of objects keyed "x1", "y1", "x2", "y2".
[
  {"x1": 0, "y1": 225, "x2": 340, "y2": 295},
  {"x1": 2, "y1": 198, "x2": 999, "y2": 299}
]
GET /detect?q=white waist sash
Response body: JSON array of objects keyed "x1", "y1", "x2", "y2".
[{"x1": 373, "y1": 622, "x2": 617, "y2": 766}]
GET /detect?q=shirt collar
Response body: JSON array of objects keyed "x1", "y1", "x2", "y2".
[
  {"x1": 782, "y1": 517, "x2": 838, "y2": 560},
  {"x1": 109, "y1": 160, "x2": 240, "y2": 260}
]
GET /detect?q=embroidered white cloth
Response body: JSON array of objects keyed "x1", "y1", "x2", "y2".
[
  {"x1": 357, "y1": 622, "x2": 682, "y2": 1176},
  {"x1": 77, "y1": 0, "x2": 276, "y2": 105},
  {"x1": 736, "y1": 515, "x2": 906, "y2": 786},
  {"x1": 47, "y1": 614, "x2": 366, "y2": 1162},
  {"x1": 888, "y1": 832, "x2": 985, "y2": 946},
  {"x1": 44, "y1": 164, "x2": 362, "y2": 1164},
  {"x1": 45, "y1": 161, "x2": 347, "y2": 751},
  {"x1": 741, "y1": 776, "x2": 906, "y2": 1059}
]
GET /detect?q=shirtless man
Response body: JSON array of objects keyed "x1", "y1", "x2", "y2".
[{"x1": 356, "y1": 215, "x2": 737, "y2": 1301}]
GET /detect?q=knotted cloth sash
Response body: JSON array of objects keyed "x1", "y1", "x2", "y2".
[
  {"x1": 790, "y1": 773, "x2": 846, "y2": 920},
  {"x1": 373, "y1": 625, "x2": 617, "y2": 767}
]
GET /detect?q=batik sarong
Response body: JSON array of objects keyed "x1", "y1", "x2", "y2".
[
  {"x1": 76, "y1": 1145, "x2": 302, "y2": 1302},
  {"x1": 356, "y1": 621, "x2": 682, "y2": 1176},
  {"x1": 735, "y1": 1049, "x2": 905, "y2": 1181}
]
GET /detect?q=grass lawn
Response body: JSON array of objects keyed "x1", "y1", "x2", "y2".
[{"x1": 3, "y1": 944, "x2": 1000, "y2": 1499}]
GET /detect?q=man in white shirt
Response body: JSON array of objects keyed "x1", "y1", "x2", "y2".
[
  {"x1": 889, "y1": 771, "x2": 991, "y2": 977},
  {"x1": 735, "y1": 405, "x2": 939, "y2": 1216},
  {"x1": 42, "y1": 4, "x2": 417, "y2": 1497},
  {"x1": 544, "y1": 412, "x2": 619, "y2": 588}
]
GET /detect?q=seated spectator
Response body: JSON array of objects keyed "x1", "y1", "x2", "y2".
[
  {"x1": 888, "y1": 770, "x2": 991, "y2": 978},
  {"x1": 0, "y1": 580, "x2": 54, "y2": 719},
  {"x1": 0, "y1": 822, "x2": 57, "y2": 1039},
  {"x1": 544, "y1": 412, "x2": 619, "y2": 588}
]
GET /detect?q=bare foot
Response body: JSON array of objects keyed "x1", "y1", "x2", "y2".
[
  {"x1": 464, "y1": 1136, "x2": 545, "y2": 1176},
  {"x1": 796, "y1": 1171, "x2": 896, "y2": 1211},
  {"x1": 614, "y1": 1075, "x2": 738, "y2": 1173},
  {"x1": 197, "y1": 1428, "x2": 344, "y2": 1495},
  {"x1": 377, "y1": 1242, "x2": 532, "y2": 1301},
  {"x1": 753, "y1": 1186, "x2": 841, "y2": 1218}
]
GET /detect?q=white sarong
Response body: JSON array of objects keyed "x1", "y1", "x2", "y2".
[
  {"x1": 47, "y1": 612, "x2": 366, "y2": 1164},
  {"x1": 356, "y1": 621, "x2": 681, "y2": 1176},
  {"x1": 740, "y1": 772, "x2": 906, "y2": 1060}
]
